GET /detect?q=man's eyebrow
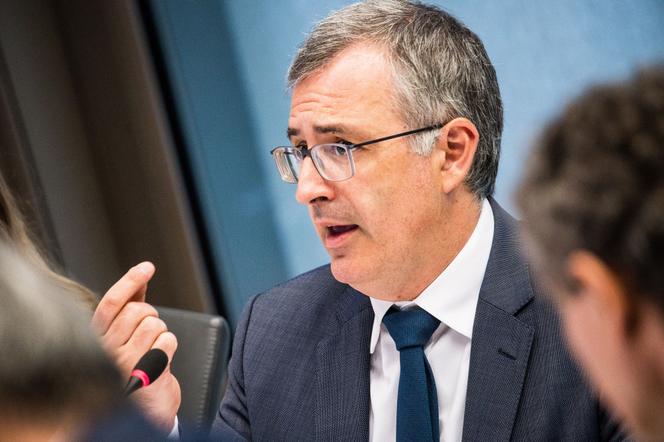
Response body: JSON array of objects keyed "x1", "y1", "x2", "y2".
[
  {"x1": 286, "y1": 124, "x2": 349, "y2": 141},
  {"x1": 314, "y1": 124, "x2": 348, "y2": 135}
]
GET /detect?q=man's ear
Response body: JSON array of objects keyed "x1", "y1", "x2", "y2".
[
  {"x1": 566, "y1": 251, "x2": 635, "y2": 335},
  {"x1": 433, "y1": 118, "x2": 479, "y2": 194}
]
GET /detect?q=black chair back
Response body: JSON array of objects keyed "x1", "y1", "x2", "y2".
[{"x1": 157, "y1": 306, "x2": 230, "y2": 436}]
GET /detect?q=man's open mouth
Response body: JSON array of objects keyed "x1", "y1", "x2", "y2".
[{"x1": 327, "y1": 224, "x2": 358, "y2": 237}]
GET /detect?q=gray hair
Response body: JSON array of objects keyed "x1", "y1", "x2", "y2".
[
  {"x1": 288, "y1": 0, "x2": 503, "y2": 198},
  {"x1": 0, "y1": 242, "x2": 121, "y2": 421}
]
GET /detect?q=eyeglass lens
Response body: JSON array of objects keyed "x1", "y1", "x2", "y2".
[{"x1": 274, "y1": 144, "x2": 353, "y2": 183}]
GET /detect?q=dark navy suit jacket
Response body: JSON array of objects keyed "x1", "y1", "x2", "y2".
[{"x1": 212, "y1": 200, "x2": 627, "y2": 441}]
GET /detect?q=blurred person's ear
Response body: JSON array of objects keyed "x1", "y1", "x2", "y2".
[{"x1": 566, "y1": 251, "x2": 637, "y2": 337}]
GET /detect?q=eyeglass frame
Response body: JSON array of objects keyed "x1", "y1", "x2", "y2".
[{"x1": 270, "y1": 122, "x2": 445, "y2": 183}]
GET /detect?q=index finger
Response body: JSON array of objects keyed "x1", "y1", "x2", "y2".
[{"x1": 91, "y1": 262, "x2": 156, "y2": 334}]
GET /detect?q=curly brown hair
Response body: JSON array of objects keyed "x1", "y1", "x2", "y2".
[{"x1": 517, "y1": 65, "x2": 664, "y2": 313}]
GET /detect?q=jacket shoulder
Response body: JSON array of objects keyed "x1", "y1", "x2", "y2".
[
  {"x1": 254, "y1": 264, "x2": 343, "y2": 310},
  {"x1": 241, "y1": 265, "x2": 349, "y2": 341}
]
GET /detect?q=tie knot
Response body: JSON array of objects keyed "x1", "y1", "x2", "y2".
[{"x1": 382, "y1": 306, "x2": 440, "y2": 351}]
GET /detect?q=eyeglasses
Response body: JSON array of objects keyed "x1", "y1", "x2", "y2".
[{"x1": 270, "y1": 123, "x2": 444, "y2": 183}]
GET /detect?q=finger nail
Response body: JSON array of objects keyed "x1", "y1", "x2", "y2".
[{"x1": 135, "y1": 262, "x2": 154, "y2": 276}]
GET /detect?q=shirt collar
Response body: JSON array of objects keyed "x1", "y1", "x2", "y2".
[{"x1": 369, "y1": 198, "x2": 495, "y2": 353}]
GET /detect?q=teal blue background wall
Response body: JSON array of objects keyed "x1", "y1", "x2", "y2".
[{"x1": 149, "y1": 1, "x2": 664, "y2": 324}]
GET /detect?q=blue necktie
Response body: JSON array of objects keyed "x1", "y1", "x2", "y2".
[{"x1": 383, "y1": 306, "x2": 441, "y2": 442}]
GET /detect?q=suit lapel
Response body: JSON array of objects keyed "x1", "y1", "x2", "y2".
[
  {"x1": 462, "y1": 199, "x2": 536, "y2": 442},
  {"x1": 462, "y1": 299, "x2": 534, "y2": 441},
  {"x1": 315, "y1": 286, "x2": 373, "y2": 442}
]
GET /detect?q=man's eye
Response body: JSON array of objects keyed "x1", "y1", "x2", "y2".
[
  {"x1": 330, "y1": 140, "x2": 355, "y2": 156},
  {"x1": 333, "y1": 145, "x2": 347, "y2": 156}
]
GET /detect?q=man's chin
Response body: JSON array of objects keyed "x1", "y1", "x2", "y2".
[
  {"x1": 330, "y1": 258, "x2": 392, "y2": 299},
  {"x1": 329, "y1": 258, "x2": 360, "y2": 285}
]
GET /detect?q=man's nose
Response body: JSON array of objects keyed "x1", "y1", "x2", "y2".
[{"x1": 295, "y1": 157, "x2": 335, "y2": 204}]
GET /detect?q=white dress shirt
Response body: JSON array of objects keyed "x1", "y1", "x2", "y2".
[{"x1": 369, "y1": 199, "x2": 494, "y2": 442}]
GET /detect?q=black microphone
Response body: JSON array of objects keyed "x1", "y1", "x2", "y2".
[{"x1": 124, "y1": 348, "x2": 168, "y2": 396}]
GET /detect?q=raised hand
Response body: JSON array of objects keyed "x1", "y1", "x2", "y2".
[{"x1": 92, "y1": 262, "x2": 181, "y2": 432}]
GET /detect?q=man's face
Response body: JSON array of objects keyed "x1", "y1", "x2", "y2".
[
  {"x1": 557, "y1": 272, "x2": 664, "y2": 439},
  {"x1": 559, "y1": 291, "x2": 632, "y2": 414},
  {"x1": 287, "y1": 43, "x2": 450, "y2": 299}
]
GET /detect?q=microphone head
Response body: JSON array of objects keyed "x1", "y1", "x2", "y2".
[{"x1": 134, "y1": 348, "x2": 168, "y2": 383}]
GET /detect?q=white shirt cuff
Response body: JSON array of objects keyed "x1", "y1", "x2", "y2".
[{"x1": 167, "y1": 415, "x2": 179, "y2": 439}]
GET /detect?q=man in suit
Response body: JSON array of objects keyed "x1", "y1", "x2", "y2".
[
  {"x1": 517, "y1": 67, "x2": 664, "y2": 441},
  {"x1": 213, "y1": 1, "x2": 626, "y2": 440}
]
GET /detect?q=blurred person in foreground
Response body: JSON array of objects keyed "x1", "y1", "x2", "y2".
[
  {"x1": 0, "y1": 173, "x2": 180, "y2": 434},
  {"x1": 0, "y1": 242, "x2": 165, "y2": 441},
  {"x1": 213, "y1": 1, "x2": 627, "y2": 440},
  {"x1": 517, "y1": 66, "x2": 664, "y2": 441}
]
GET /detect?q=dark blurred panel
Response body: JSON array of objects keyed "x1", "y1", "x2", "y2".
[
  {"x1": 0, "y1": 43, "x2": 61, "y2": 262},
  {"x1": 0, "y1": 0, "x2": 214, "y2": 312}
]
